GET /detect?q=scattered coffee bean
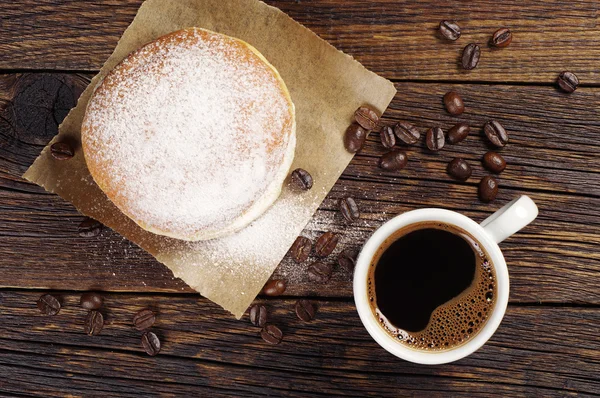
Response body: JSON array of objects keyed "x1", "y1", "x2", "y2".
[
  {"x1": 426, "y1": 127, "x2": 445, "y2": 151},
  {"x1": 141, "y1": 331, "x2": 161, "y2": 356},
  {"x1": 260, "y1": 324, "x2": 283, "y2": 345},
  {"x1": 557, "y1": 71, "x2": 579, "y2": 93},
  {"x1": 443, "y1": 91, "x2": 465, "y2": 115},
  {"x1": 307, "y1": 262, "x2": 333, "y2": 283},
  {"x1": 483, "y1": 120, "x2": 509, "y2": 147},
  {"x1": 344, "y1": 123, "x2": 367, "y2": 153},
  {"x1": 482, "y1": 151, "x2": 506, "y2": 173},
  {"x1": 379, "y1": 125, "x2": 396, "y2": 149},
  {"x1": 133, "y1": 308, "x2": 156, "y2": 331},
  {"x1": 37, "y1": 294, "x2": 61, "y2": 316},
  {"x1": 354, "y1": 106, "x2": 379, "y2": 131},
  {"x1": 50, "y1": 142, "x2": 74, "y2": 160},
  {"x1": 249, "y1": 304, "x2": 267, "y2": 327},
  {"x1": 262, "y1": 279, "x2": 287, "y2": 296},
  {"x1": 338, "y1": 248, "x2": 358, "y2": 271},
  {"x1": 339, "y1": 197, "x2": 360, "y2": 223},
  {"x1": 78, "y1": 217, "x2": 103, "y2": 237},
  {"x1": 462, "y1": 43, "x2": 481, "y2": 70},
  {"x1": 315, "y1": 231, "x2": 339, "y2": 257},
  {"x1": 447, "y1": 123, "x2": 470, "y2": 144},
  {"x1": 291, "y1": 168, "x2": 313, "y2": 190},
  {"x1": 295, "y1": 300, "x2": 316, "y2": 322},
  {"x1": 447, "y1": 158, "x2": 472, "y2": 181},
  {"x1": 290, "y1": 236, "x2": 312, "y2": 263},
  {"x1": 84, "y1": 310, "x2": 104, "y2": 336},
  {"x1": 379, "y1": 150, "x2": 408, "y2": 171},
  {"x1": 439, "y1": 20, "x2": 461, "y2": 41},
  {"x1": 492, "y1": 28, "x2": 512, "y2": 47},
  {"x1": 80, "y1": 292, "x2": 103, "y2": 310},
  {"x1": 393, "y1": 121, "x2": 420, "y2": 145},
  {"x1": 479, "y1": 176, "x2": 499, "y2": 202}
]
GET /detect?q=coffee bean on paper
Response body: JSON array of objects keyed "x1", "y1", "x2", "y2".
[
  {"x1": 291, "y1": 168, "x2": 313, "y2": 190},
  {"x1": 393, "y1": 121, "x2": 420, "y2": 145},
  {"x1": 290, "y1": 236, "x2": 312, "y2": 263},
  {"x1": 379, "y1": 126, "x2": 396, "y2": 149},
  {"x1": 260, "y1": 324, "x2": 283, "y2": 345},
  {"x1": 426, "y1": 127, "x2": 445, "y2": 151},
  {"x1": 462, "y1": 43, "x2": 481, "y2": 70},
  {"x1": 439, "y1": 20, "x2": 461, "y2": 41},
  {"x1": 315, "y1": 232, "x2": 339, "y2": 257},
  {"x1": 37, "y1": 294, "x2": 61, "y2": 316},
  {"x1": 492, "y1": 28, "x2": 512, "y2": 47},
  {"x1": 84, "y1": 310, "x2": 104, "y2": 336},
  {"x1": 339, "y1": 197, "x2": 360, "y2": 223},
  {"x1": 447, "y1": 123, "x2": 470, "y2": 144},
  {"x1": 295, "y1": 300, "x2": 316, "y2": 322},
  {"x1": 479, "y1": 176, "x2": 499, "y2": 203},
  {"x1": 379, "y1": 150, "x2": 408, "y2": 171},
  {"x1": 50, "y1": 142, "x2": 74, "y2": 160},
  {"x1": 338, "y1": 248, "x2": 358, "y2": 271},
  {"x1": 484, "y1": 120, "x2": 509, "y2": 147},
  {"x1": 344, "y1": 123, "x2": 367, "y2": 153},
  {"x1": 447, "y1": 158, "x2": 472, "y2": 181},
  {"x1": 307, "y1": 262, "x2": 333, "y2": 283},
  {"x1": 354, "y1": 106, "x2": 379, "y2": 131},
  {"x1": 482, "y1": 152, "x2": 506, "y2": 173},
  {"x1": 262, "y1": 279, "x2": 287, "y2": 296},
  {"x1": 557, "y1": 71, "x2": 579, "y2": 93},
  {"x1": 80, "y1": 292, "x2": 103, "y2": 310},
  {"x1": 141, "y1": 331, "x2": 161, "y2": 356},
  {"x1": 443, "y1": 91, "x2": 465, "y2": 115},
  {"x1": 133, "y1": 308, "x2": 156, "y2": 331},
  {"x1": 249, "y1": 304, "x2": 267, "y2": 327}
]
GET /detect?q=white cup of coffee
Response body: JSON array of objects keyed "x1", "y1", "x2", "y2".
[{"x1": 353, "y1": 196, "x2": 538, "y2": 364}]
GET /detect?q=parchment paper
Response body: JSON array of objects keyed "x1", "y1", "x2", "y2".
[{"x1": 23, "y1": 0, "x2": 396, "y2": 318}]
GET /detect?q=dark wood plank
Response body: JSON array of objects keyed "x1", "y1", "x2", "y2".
[
  {"x1": 0, "y1": 291, "x2": 597, "y2": 397},
  {"x1": 0, "y1": 1, "x2": 599, "y2": 84}
]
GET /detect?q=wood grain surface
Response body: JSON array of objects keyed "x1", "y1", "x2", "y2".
[{"x1": 0, "y1": 0, "x2": 599, "y2": 396}]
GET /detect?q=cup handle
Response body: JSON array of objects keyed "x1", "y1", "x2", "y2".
[{"x1": 480, "y1": 195, "x2": 539, "y2": 244}]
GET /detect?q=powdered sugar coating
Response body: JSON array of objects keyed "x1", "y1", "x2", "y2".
[{"x1": 82, "y1": 28, "x2": 295, "y2": 241}]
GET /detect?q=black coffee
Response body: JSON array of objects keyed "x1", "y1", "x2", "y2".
[{"x1": 368, "y1": 222, "x2": 497, "y2": 351}]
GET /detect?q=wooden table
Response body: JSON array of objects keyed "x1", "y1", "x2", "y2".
[{"x1": 1, "y1": 1, "x2": 599, "y2": 396}]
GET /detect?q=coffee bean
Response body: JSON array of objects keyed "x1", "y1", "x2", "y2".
[
  {"x1": 483, "y1": 120, "x2": 509, "y2": 147},
  {"x1": 393, "y1": 121, "x2": 420, "y2": 144},
  {"x1": 344, "y1": 123, "x2": 367, "y2": 153},
  {"x1": 443, "y1": 91, "x2": 465, "y2": 115},
  {"x1": 84, "y1": 310, "x2": 104, "y2": 336},
  {"x1": 447, "y1": 123, "x2": 470, "y2": 145},
  {"x1": 492, "y1": 28, "x2": 512, "y2": 47},
  {"x1": 462, "y1": 43, "x2": 481, "y2": 70},
  {"x1": 354, "y1": 106, "x2": 379, "y2": 131},
  {"x1": 141, "y1": 331, "x2": 161, "y2": 356},
  {"x1": 290, "y1": 236, "x2": 312, "y2": 263},
  {"x1": 339, "y1": 197, "x2": 360, "y2": 223},
  {"x1": 80, "y1": 292, "x2": 103, "y2": 310},
  {"x1": 78, "y1": 217, "x2": 103, "y2": 237},
  {"x1": 439, "y1": 20, "x2": 461, "y2": 41},
  {"x1": 426, "y1": 127, "x2": 445, "y2": 151},
  {"x1": 295, "y1": 300, "x2": 316, "y2": 322},
  {"x1": 379, "y1": 150, "x2": 408, "y2": 171},
  {"x1": 447, "y1": 158, "x2": 472, "y2": 181},
  {"x1": 260, "y1": 324, "x2": 283, "y2": 345},
  {"x1": 133, "y1": 308, "x2": 156, "y2": 331},
  {"x1": 557, "y1": 71, "x2": 579, "y2": 93},
  {"x1": 315, "y1": 231, "x2": 339, "y2": 257},
  {"x1": 262, "y1": 279, "x2": 287, "y2": 296},
  {"x1": 37, "y1": 294, "x2": 60, "y2": 316},
  {"x1": 479, "y1": 176, "x2": 499, "y2": 202},
  {"x1": 379, "y1": 125, "x2": 396, "y2": 149},
  {"x1": 338, "y1": 248, "x2": 358, "y2": 271},
  {"x1": 291, "y1": 168, "x2": 313, "y2": 190},
  {"x1": 307, "y1": 262, "x2": 333, "y2": 283},
  {"x1": 482, "y1": 151, "x2": 506, "y2": 173},
  {"x1": 50, "y1": 142, "x2": 74, "y2": 160},
  {"x1": 249, "y1": 304, "x2": 267, "y2": 327}
]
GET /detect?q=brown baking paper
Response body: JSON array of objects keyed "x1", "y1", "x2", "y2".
[{"x1": 23, "y1": 0, "x2": 396, "y2": 318}]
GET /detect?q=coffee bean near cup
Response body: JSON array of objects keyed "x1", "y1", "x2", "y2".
[{"x1": 354, "y1": 196, "x2": 538, "y2": 364}]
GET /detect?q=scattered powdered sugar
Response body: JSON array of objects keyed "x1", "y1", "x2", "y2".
[{"x1": 82, "y1": 28, "x2": 294, "y2": 240}]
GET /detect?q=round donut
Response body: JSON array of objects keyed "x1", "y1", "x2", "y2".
[{"x1": 81, "y1": 28, "x2": 296, "y2": 241}]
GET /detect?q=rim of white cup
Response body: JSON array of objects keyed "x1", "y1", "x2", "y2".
[{"x1": 353, "y1": 208, "x2": 510, "y2": 365}]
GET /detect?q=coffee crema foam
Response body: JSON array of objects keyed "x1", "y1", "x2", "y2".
[{"x1": 367, "y1": 222, "x2": 497, "y2": 351}]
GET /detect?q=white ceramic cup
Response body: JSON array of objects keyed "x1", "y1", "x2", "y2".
[{"x1": 353, "y1": 196, "x2": 538, "y2": 365}]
